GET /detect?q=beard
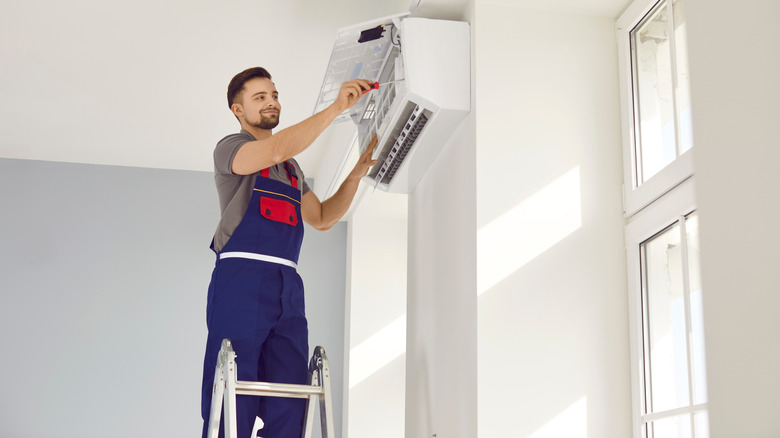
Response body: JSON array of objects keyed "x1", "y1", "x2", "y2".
[{"x1": 249, "y1": 112, "x2": 280, "y2": 130}]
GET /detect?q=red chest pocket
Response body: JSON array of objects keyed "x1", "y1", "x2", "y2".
[{"x1": 260, "y1": 196, "x2": 298, "y2": 226}]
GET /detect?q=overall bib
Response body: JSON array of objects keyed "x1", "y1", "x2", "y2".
[{"x1": 201, "y1": 162, "x2": 308, "y2": 438}]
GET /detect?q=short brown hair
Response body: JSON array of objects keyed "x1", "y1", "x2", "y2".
[{"x1": 227, "y1": 67, "x2": 272, "y2": 109}]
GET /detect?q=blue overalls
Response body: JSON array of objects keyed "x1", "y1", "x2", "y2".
[{"x1": 201, "y1": 162, "x2": 308, "y2": 438}]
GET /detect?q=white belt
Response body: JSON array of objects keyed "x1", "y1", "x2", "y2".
[{"x1": 219, "y1": 251, "x2": 298, "y2": 269}]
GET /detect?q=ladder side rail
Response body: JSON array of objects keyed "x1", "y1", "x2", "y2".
[
  {"x1": 315, "y1": 346, "x2": 335, "y2": 438},
  {"x1": 301, "y1": 368, "x2": 320, "y2": 438},
  {"x1": 207, "y1": 353, "x2": 227, "y2": 438},
  {"x1": 223, "y1": 344, "x2": 239, "y2": 438}
]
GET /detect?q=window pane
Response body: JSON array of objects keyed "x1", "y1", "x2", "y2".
[
  {"x1": 643, "y1": 223, "x2": 690, "y2": 412},
  {"x1": 650, "y1": 414, "x2": 692, "y2": 438},
  {"x1": 632, "y1": 1, "x2": 677, "y2": 183},
  {"x1": 694, "y1": 411, "x2": 710, "y2": 438},
  {"x1": 673, "y1": 0, "x2": 693, "y2": 153},
  {"x1": 685, "y1": 213, "x2": 707, "y2": 404}
]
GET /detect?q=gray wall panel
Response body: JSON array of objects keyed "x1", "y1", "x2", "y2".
[{"x1": 0, "y1": 158, "x2": 345, "y2": 437}]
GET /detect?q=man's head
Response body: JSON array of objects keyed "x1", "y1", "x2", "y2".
[{"x1": 227, "y1": 67, "x2": 281, "y2": 130}]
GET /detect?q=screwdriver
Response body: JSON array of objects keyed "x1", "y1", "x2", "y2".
[{"x1": 361, "y1": 80, "x2": 401, "y2": 94}]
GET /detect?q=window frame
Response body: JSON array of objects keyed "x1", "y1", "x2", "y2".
[
  {"x1": 619, "y1": 0, "x2": 708, "y2": 435},
  {"x1": 617, "y1": 0, "x2": 695, "y2": 217},
  {"x1": 625, "y1": 177, "x2": 706, "y2": 437}
]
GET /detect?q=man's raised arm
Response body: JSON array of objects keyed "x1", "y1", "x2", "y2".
[{"x1": 232, "y1": 79, "x2": 372, "y2": 175}]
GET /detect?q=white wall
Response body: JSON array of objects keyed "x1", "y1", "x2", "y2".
[
  {"x1": 345, "y1": 190, "x2": 408, "y2": 438},
  {"x1": 405, "y1": 4, "x2": 478, "y2": 437},
  {"x1": 391, "y1": 3, "x2": 639, "y2": 438},
  {"x1": 0, "y1": 0, "x2": 409, "y2": 173},
  {"x1": 476, "y1": 2, "x2": 631, "y2": 437},
  {"x1": 685, "y1": 0, "x2": 780, "y2": 436},
  {"x1": 406, "y1": 3, "x2": 633, "y2": 436},
  {"x1": 0, "y1": 158, "x2": 348, "y2": 437},
  {"x1": 407, "y1": 104, "x2": 479, "y2": 437}
]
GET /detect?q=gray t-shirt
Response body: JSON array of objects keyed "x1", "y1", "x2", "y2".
[{"x1": 211, "y1": 129, "x2": 311, "y2": 252}]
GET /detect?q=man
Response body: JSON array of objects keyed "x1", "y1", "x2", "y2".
[{"x1": 201, "y1": 67, "x2": 377, "y2": 438}]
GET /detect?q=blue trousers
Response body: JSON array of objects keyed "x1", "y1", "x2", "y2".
[{"x1": 201, "y1": 258, "x2": 309, "y2": 438}]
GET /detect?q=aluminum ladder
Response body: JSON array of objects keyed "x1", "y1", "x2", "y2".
[{"x1": 207, "y1": 339, "x2": 335, "y2": 438}]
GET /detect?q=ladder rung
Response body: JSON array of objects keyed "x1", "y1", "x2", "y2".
[{"x1": 235, "y1": 381, "x2": 324, "y2": 399}]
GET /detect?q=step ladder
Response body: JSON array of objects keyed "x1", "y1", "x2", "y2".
[{"x1": 207, "y1": 339, "x2": 335, "y2": 438}]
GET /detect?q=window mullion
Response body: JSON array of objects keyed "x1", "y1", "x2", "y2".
[
  {"x1": 666, "y1": 0, "x2": 683, "y2": 159},
  {"x1": 640, "y1": 244, "x2": 654, "y2": 420},
  {"x1": 678, "y1": 214, "x2": 697, "y2": 437},
  {"x1": 629, "y1": 32, "x2": 645, "y2": 187}
]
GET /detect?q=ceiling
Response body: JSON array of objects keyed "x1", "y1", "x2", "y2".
[{"x1": 0, "y1": 0, "x2": 629, "y2": 181}]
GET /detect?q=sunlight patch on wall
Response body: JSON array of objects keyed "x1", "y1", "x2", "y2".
[
  {"x1": 478, "y1": 166, "x2": 582, "y2": 296},
  {"x1": 528, "y1": 396, "x2": 587, "y2": 438},
  {"x1": 349, "y1": 314, "x2": 406, "y2": 389}
]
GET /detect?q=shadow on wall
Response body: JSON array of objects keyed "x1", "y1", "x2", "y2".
[
  {"x1": 478, "y1": 164, "x2": 591, "y2": 437},
  {"x1": 348, "y1": 165, "x2": 583, "y2": 387},
  {"x1": 346, "y1": 164, "x2": 587, "y2": 436},
  {"x1": 350, "y1": 314, "x2": 406, "y2": 388},
  {"x1": 478, "y1": 166, "x2": 582, "y2": 296}
]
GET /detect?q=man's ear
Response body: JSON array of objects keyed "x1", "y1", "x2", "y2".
[{"x1": 231, "y1": 103, "x2": 243, "y2": 118}]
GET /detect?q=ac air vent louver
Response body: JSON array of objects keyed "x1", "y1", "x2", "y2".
[{"x1": 374, "y1": 106, "x2": 430, "y2": 184}]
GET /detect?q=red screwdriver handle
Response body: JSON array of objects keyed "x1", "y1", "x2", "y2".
[{"x1": 361, "y1": 82, "x2": 380, "y2": 94}]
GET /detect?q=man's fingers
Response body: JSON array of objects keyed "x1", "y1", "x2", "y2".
[
  {"x1": 346, "y1": 83, "x2": 360, "y2": 99},
  {"x1": 367, "y1": 134, "x2": 378, "y2": 151},
  {"x1": 337, "y1": 79, "x2": 375, "y2": 111},
  {"x1": 363, "y1": 135, "x2": 378, "y2": 159},
  {"x1": 340, "y1": 81, "x2": 363, "y2": 102},
  {"x1": 351, "y1": 80, "x2": 369, "y2": 90},
  {"x1": 348, "y1": 79, "x2": 373, "y2": 95},
  {"x1": 355, "y1": 79, "x2": 372, "y2": 90}
]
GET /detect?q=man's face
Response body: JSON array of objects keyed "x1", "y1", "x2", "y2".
[{"x1": 235, "y1": 77, "x2": 281, "y2": 130}]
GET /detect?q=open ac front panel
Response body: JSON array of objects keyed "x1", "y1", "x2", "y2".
[{"x1": 314, "y1": 14, "x2": 470, "y2": 194}]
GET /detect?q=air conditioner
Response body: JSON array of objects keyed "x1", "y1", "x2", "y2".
[{"x1": 314, "y1": 13, "x2": 470, "y2": 195}]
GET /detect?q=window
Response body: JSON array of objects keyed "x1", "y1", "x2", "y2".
[
  {"x1": 624, "y1": 181, "x2": 708, "y2": 438},
  {"x1": 618, "y1": 0, "x2": 708, "y2": 437},
  {"x1": 641, "y1": 212, "x2": 707, "y2": 436},
  {"x1": 618, "y1": 0, "x2": 694, "y2": 215}
]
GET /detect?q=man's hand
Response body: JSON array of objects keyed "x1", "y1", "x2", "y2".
[
  {"x1": 332, "y1": 79, "x2": 374, "y2": 113},
  {"x1": 349, "y1": 134, "x2": 379, "y2": 180},
  {"x1": 301, "y1": 134, "x2": 379, "y2": 232}
]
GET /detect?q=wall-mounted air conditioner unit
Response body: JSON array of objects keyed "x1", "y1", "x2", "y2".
[{"x1": 314, "y1": 13, "x2": 470, "y2": 194}]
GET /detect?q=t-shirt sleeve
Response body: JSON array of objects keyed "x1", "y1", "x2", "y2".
[
  {"x1": 214, "y1": 133, "x2": 252, "y2": 175},
  {"x1": 289, "y1": 158, "x2": 311, "y2": 195}
]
